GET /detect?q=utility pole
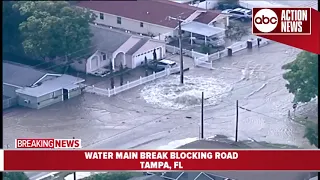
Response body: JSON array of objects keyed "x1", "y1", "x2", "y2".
[
  {"x1": 235, "y1": 100, "x2": 239, "y2": 142},
  {"x1": 168, "y1": 16, "x2": 184, "y2": 84},
  {"x1": 73, "y1": 137, "x2": 76, "y2": 180},
  {"x1": 200, "y1": 92, "x2": 204, "y2": 139}
]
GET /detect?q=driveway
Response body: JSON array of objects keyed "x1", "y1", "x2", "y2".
[{"x1": 3, "y1": 42, "x2": 314, "y2": 150}]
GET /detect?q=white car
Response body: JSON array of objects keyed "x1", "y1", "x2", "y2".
[
  {"x1": 222, "y1": 8, "x2": 252, "y2": 21},
  {"x1": 157, "y1": 60, "x2": 178, "y2": 69}
]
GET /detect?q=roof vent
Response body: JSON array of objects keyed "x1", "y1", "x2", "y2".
[{"x1": 146, "y1": 11, "x2": 149, "y2": 14}]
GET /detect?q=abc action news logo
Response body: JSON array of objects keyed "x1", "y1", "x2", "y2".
[
  {"x1": 252, "y1": 8, "x2": 311, "y2": 35},
  {"x1": 15, "y1": 138, "x2": 82, "y2": 149}
]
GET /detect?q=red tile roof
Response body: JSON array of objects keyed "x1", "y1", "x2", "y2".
[{"x1": 77, "y1": 0, "x2": 220, "y2": 28}]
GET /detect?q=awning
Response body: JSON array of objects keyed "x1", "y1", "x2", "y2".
[{"x1": 181, "y1": 21, "x2": 225, "y2": 37}]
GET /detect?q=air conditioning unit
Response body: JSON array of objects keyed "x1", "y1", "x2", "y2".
[{"x1": 24, "y1": 100, "x2": 30, "y2": 104}]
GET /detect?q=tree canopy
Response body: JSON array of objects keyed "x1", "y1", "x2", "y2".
[
  {"x1": 3, "y1": 172, "x2": 29, "y2": 180},
  {"x1": 303, "y1": 121, "x2": 318, "y2": 147},
  {"x1": 3, "y1": 1, "x2": 96, "y2": 61},
  {"x1": 282, "y1": 51, "x2": 318, "y2": 103}
]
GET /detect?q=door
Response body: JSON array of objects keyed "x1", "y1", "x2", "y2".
[{"x1": 62, "y1": 89, "x2": 69, "y2": 101}]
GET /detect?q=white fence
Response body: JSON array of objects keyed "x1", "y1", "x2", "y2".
[
  {"x1": 195, "y1": 37, "x2": 271, "y2": 69},
  {"x1": 166, "y1": 45, "x2": 205, "y2": 58},
  {"x1": 85, "y1": 67, "x2": 180, "y2": 97}
]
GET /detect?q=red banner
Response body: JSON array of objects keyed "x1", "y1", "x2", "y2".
[
  {"x1": 2, "y1": 150, "x2": 320, "y2": 171},
  {"x1": 254, "y1": 8, "x2": 320, "y2": 54}
]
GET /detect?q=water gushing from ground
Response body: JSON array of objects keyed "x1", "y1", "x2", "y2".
[{"x1": 141, "y1": 75, "x2": 233, "y2": 109}]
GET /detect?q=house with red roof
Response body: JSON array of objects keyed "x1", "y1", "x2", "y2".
[{"x1": 77, "y1": 0, "x2": 227, "y2": 40}]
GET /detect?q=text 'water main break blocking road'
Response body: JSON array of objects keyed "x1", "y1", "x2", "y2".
[{"x1": 253, "y1": 8, "x2": 311, "y2": 35}]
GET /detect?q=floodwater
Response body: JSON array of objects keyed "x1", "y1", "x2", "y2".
[{"x1": 3, "y1": 42, "x2": 316, "y2": 150}]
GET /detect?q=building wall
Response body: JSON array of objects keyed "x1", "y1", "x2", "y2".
[
  {"x1": 86, "y1": 51, "x2": 111, "y2": 73},
  {"x1": 3, "y1": 84, "x2": 19, "y2": 98},
  {"x1": 17, "y1": 89, "x2": 63, "y2": 109},
  {"x1": 68, "y1": 87, "x2": 82, "y2": 99},
  {"x1": 17, "y1": 87, "x2": 83, "y2": 109},
  {"x1": 71, "y1": 59, "x2": 87, "y2": 73},
  {"x1": 93, "y1": 10, "x2": 174, "y2": 36}
]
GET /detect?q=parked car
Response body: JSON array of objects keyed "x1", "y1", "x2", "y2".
[
  {"x1": 147, "y1": 59, "x2": 177, "y2": 72},
  {"x1": 190, "y1": 36, "x2": 225, "y2": 48},
  {"x1": 222, "y1": 8, "x2": 252, "y2": 22}
]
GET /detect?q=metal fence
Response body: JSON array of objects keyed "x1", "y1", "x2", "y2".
[
  {"x1": 85, "y1": 67, "x2": 180, "y2": 97},
  {"x1": 3, "y1": 97, "x2": 17, "y2": 109}
]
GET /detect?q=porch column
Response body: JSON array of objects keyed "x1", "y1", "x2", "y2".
[
  {"x1": 205, "y1": 36, "x2": 207, "y2": 45},
  {"x1": 226, "y1": 16, "x2": 230, "y2": 27},
  {"x1": 190, "y1": 32, "x2": 193, "y2": 45},
  {"x1": 112, "y1": 58, "x2": 115, "y2": 70},
  {"x1": 123, "y1": 53, "x2": 126, "y2": 67}
]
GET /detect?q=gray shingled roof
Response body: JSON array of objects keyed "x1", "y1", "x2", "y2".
[
  {"x1": 90, "y1": 25, "x2": 131, "y2": 53},
  {"x1": 126, "y1": 38, "x2": 149, "y2": 55},
  {"x1": 3, "y1": 62, "x2": 46, "y2": 87}
]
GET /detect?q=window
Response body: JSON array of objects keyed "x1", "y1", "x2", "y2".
[
  {"x1": 102, "y1": 53, "x2": 107, "y2": 60},
  {"x1": 140, "y1": 22, "x2": 144, "y2": 27},
  {"x1": 117, "y1": 17, "x2": 121, "y2": 24},
  {"x1": 99, "y1": 13, "x2": 104, "y2": 20}
]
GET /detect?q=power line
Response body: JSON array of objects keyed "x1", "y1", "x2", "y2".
[{"x1": 83, "y1": 73, "x2": 285, "y2": 147}]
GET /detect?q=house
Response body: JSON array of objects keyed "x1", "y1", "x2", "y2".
[
  {"x1": 141, "y1": 140, "x2": 313, "y2": 180},
  {"x1": 71, "y1": 25, "x2": 166, "y2": 75},
  {"x1": 76, "y1": 0, "x2": 227, "y2": 39},
  {"x1": 3, "y1": 62, "x2": 85, "y2": 109}
]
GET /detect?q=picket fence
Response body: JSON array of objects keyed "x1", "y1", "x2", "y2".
[
  {"x1": 85, "y1": 67, "x2": 180, "y2": 97},
  {"x1": 194, "y1": 37, "x2": 271, "y2": 69}
]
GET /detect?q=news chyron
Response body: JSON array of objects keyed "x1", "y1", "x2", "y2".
[
  {"x1": 15, "y1": 138, "x2": 82, "y2": 149},
  {"x1": 252, "y1": 7, "x2": 311, "y2": 35}
]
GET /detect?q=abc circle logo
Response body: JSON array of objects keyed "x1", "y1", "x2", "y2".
[{"x1": 254, "y1": 9, "x2": 278, "y2": 33}]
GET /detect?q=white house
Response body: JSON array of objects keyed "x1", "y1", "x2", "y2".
[
  {"x1": 77, "y1": 0, "x2": 226, "y2": 40},
  {"x1": 71, "y1": 25, "x2": 166, "y2": 74}
]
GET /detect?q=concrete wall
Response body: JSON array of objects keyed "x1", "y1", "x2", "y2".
[
  {"x1": 93, "y1": 10, "x2": 173, "y2": 36},
  {"x1": 3, "y1": 84, "x2": 19, "y2": 98}
]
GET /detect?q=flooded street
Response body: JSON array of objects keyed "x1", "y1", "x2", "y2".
[{"x1": 3, "y1": 42, "x2": 315, "y2": 149}]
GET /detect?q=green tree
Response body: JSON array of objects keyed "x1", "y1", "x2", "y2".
[
  {"x1": 3, "y1": 1, "x2": 26, "y2": 54},
  {"x1": 83, "y1": 172, "x2": 133, "y2": 180},
  {"x1": 13, "y1": 1, "x2": 96, "y2": 60},
  {"x1": 303, "y1": 122, "x2": 318, "y2": 147},
  {"x1": 3, "y1": 172, "x2": 29, "y2": 180},
  {"x1": 282, "y1": 51, "x2": 318, "y2": 103}
]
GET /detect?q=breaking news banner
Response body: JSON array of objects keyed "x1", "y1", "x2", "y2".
[
  {"x1": 252, "y1": 7, "x2": 320, "y2": 54},
  {"x1": 1, "y1": 150, "x2": 320, "y2": 171},
  {"x1": 15, "y1": 138, "x2": 82, "y2": 149}
]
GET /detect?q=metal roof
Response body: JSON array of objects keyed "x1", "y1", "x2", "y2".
[
  {"x1": 16, "y1": 74, "x2": 85, "y2": 97},
  {"x1": 181, "y1": 22, "x2": 225, "y2": 37}
]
